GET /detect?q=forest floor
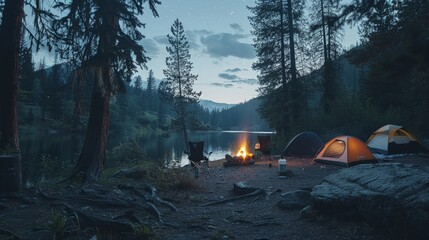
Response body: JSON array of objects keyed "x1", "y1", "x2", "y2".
[{"x1": 1, "y1": 154, "x2": 428, "y2": 240}]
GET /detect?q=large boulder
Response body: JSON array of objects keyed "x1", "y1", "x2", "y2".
[
  {"x1": 278, "y1": 190, "x2": 312, "y2": 210},
  {"x1": 311, "y1": 163, "x2": 429, "y2": 239}
]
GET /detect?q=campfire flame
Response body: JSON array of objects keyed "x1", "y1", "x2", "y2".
[
  {"x1": 236, "y1": 146, "x2": 248, "y2": 158},
  {"x1": 235, "y1": 143, "x2": 253, "y2": 160}
]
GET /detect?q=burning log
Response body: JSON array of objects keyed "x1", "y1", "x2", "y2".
[{"x1": 223, "y1": 144, "x2": 255, "y2": 167}]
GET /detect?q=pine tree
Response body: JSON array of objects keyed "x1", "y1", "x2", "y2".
[
  {"x1": 18, "y1": 31, "x2": 35, "y2": 100},
  {"x1": 47, "y1": 61, "x2": 64, "y2": 120},
  {"x1": 308, "y1": 0, "x2": 344, "y2": 112},
  {"x1": 37, "y1": 60, "x2": 48, "y2": 121},
  {"x1": 248, "y1": 0, "x2": 305, "y2": 134},
  {"x1": 51, "y1": 0, "x2": 160, "y2": 183},
  {"x1": 134, "y1": 76, "x2": 143, "y2": 94},
  {"x1": 0, "y1": 0, "x2": 24, "y2": 192},
  {"x1": 159, "y1": 19, "x2": 201, "y2": 150},
  {"x1": 146, "y1": 69, "x2": 157, "y2": 112}
]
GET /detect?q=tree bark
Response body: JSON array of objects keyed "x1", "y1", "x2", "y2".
[
  {"x1": 320, "y1": 0, "x2": 328, "y2": 62},
  {"x1": 71, "y1": 76, "x2": 110, "y2": 183},
  {"x1": 287, "y1": 0, "x2": 296, "y2": 83},
  {"x1": 0, "y1": 0, "x2": 24, "y2": 151},
  {"x1": 175, "y1": 27, "x2": 189, "y2": 152},
  {"x1": 0, "y1": 0, "x2": 24, "y2": 192},
  {"x1": 68, "y1": 2, "x2": 117, "y2": 183},
  {"x1": 287, "y1": 0, "x2": 299, "y2": 121},
  {"x1": 280, "y1": 0, "x2": 287, "y2": 88}
]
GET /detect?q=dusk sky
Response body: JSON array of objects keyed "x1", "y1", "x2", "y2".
[
  {"x1": 34, "y1": 0, "x2": 360, "y2": 104},
  {"x1": 138, "y1": 0, "x2": 359, "y2": 104},
  {"x1": 139, "y1": 0, "x2": 260, "y2": 104}
]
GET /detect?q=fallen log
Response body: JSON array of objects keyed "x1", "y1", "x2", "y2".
[{"x1": 200, "y1": 189, "x2": 266, "y2": 206}]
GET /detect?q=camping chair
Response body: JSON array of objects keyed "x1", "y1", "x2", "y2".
[
  {"x1": 185, "y1": 141, "x2": 212, "y2": 178},
  {"x1": 255, "y1": 135, "x2": 273, "y2": 166}
]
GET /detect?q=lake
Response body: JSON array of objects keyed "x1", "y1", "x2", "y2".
[{"x1": 19, "y1": 130, "x2": 275, "y2": 186}]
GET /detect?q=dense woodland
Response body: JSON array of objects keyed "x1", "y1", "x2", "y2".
[
  {"x1": 249, "y1": 0, "x2": 429, "y2": 144},
  {"x1": 16, "y1": 54, "x2": 269, "y2": 136},
  {"x1": 0, "y1": 0, "x2": 428, "y2": 184}
]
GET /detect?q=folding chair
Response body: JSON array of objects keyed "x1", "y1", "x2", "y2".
[
  {"x1": 255, "y1": 135, "x2": 273, "y2": 166},
  {"x1": 185, "y1": 141, "x2": 212, "y2": 178}
]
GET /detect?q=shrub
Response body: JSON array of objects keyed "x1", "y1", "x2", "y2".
[{"x1": 108, "y1": 140, "x2": 146, "y2": 165}]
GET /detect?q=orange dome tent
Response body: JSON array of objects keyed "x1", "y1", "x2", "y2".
[{"x1": 314, "y1": 136, "x2": 378, "y2": 166}]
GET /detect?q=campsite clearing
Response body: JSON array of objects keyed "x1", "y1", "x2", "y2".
[{"x1": 1, "y1": 155, "x2": 428, "y2": 239}]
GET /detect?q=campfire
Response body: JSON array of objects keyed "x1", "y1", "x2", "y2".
[
  {"x1": 235, "y1": 144, "x2": 254, "y2": 161},
  {"x1": 224, "y1": 142, "x2": 255, "y2": 167}
]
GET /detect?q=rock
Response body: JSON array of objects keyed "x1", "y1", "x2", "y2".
[
  {"x1": 278, "y1": 190, "x2": 312, "y2": 209},
  {"x1": 311, "y1": 163, "x2": 429, "y2": 239},
  {"x1": 233, "y1": 181, "x2": 258, "y2": 195},
  {"x1": 299, "y1": 205, "x2": 313, "y2": 218}
]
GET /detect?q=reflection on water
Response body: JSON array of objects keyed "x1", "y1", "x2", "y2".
[{"x1": 19, "y1": 131, "x2": 275, "y2": 184}]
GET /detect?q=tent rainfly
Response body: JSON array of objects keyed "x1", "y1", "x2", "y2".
[
  {"x1": 366, "y1": 124, "x2": 427, "y2": 154},
  {"x1": 282, "y1": 131, "x2": 324, "y2": 157},
  {"x1": 314, "y1": 136, "x2": 378, "y2": 166}
]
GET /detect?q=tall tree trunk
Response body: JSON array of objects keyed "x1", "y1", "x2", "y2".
[
  {"x1": 68, "y1": 2, "x2": 116, "y2": 183},
  {"x1": 181, "y1": 101, "x2": 189, "y2": 151},
  {"x1": 179, "y1": 86, "x2": 189, "y2": 152},
  {"x1": 0, "y1": 0, "x2": 24, "y2": 192},
  {"x1": 71, "y1": 73, "x2": 110, "y2": 183},
  {"x1": 0, "y1": 0, "x2": 23, "y2": 150},
  {"x1": 287, "y1": 0, "x2": 299, "y2": 121},
  {"x1": 327, "y1": 23, "x2": 332, "y2": 60},
  {"x1": 287, "y1": 0, "x2": 296, "y2": 83},
  {"x1": 175, "y1": 27, "x2": 189, "y2": 152},
  {"x1": 280, "y1": 0, "x2": 287, "y2": 88},
  {"x1": 320, "y1": 0, "x2": 328, "y2": 62}
]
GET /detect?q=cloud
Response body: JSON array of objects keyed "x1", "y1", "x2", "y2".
[
  {"x1": 230, "y1": 23, "x2": 244, "y2": 32},
  {"x1": 140, "y1": 38, "x2": 160, "y2": 57},
  {"x1": 218, "y1": 73, "x2": 238, "y2": 80},
  {"x1": 185, "y1": 30, "x2": 212, "y2": 50},
  {"x1": 200, "y1": 33, "x2": 255, "y2": 59},
  {"x1": 154, "y1": 35, "x2": 169, "y2": 45},
  {"x1": 218, "y1": 70, "x2": 259, "y2": 85},
  {"x1": 155, "y1": 30, "x2": 212, "y2": 51},
  {"x1": 231, "y1": 78, "x2": 259, "y2": 85},
  {"x1": 225, "y1": 68, "x2": 242, "y2": 73},
  {"x1": 211, "y1": 83, "x2": 234, "y2": 88}
]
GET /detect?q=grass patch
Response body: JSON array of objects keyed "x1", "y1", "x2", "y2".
[{"x1": 102, "y1": 161, "x2": 199, "y2": 191}]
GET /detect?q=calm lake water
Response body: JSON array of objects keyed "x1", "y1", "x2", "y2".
[{"x1": 19, "y1": 131, "x2": 275, "y2": 186}]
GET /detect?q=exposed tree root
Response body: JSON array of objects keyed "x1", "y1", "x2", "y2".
[
  {"x1": 0, "y1": 227, "x2": 22, "y2": 239},
  {"x1": 63, "y1": 203, "x2": 134, "y2": 233}
]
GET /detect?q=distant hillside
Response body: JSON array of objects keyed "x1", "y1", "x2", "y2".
[
  {"x1": 199, "y1": 99, "x2": 235, "y2": 112},
  {"x1": 210, "y1": 98, "x2": 271, "y2": 131},
  {"x1": 303, "y1": 48, "x2": 366, "y2": 110}
]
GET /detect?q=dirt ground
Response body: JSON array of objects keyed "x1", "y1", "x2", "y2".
[
  {"x1": 155, "y1": 157, "x2": 394, "y2": 240},
  {"x1": 1, "y1": 154, "x2": 428, "y2": 240}
]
